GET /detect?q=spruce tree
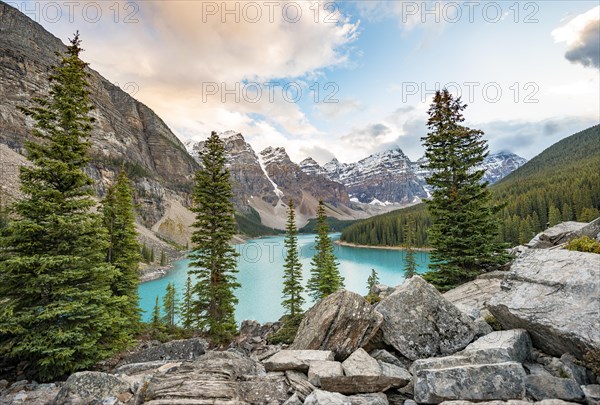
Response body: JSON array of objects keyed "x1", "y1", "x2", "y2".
[
  {"x1": 307, "y1": 200, "x2": 344, "y2": 301},
  {"x1": 403, "y1": 217, "x2": 417, "y2": 279},
  {"x1": 180, "y1": 274, "x2": 194, "y2": 329},
  {"x1": 162, "y1": 282, "x2": 179, "y2": 328},
  {"x1": 160, "y1": 250, "x2": 167, "y2": 266},
  {"x1": 367, "y1": 269, "x2": 379, "y2": 293},
  {"x1": 102, "y1": 169, "x2": 141, "y2": 330},
  {"x1": 421, "y1": 89, "x2": 508, "y2": 291},
  {"x1": 188, "y1": 131, "x2": 240, "y2": 342},
  {"x1": 282, "y1": 199, "x2": 304, "y2": 317},
  {"x1": 0, "y1": 33, "x2": 125, "y2": 380},
  {"x1": 151, "y1": 296, "x2": 162, "y2": 331}
]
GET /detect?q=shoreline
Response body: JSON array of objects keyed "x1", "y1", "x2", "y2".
[{"x1": 334, "y1": 239, "x2": 433, "y2": 252}]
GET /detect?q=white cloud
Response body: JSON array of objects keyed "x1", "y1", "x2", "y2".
[{"x1": 552, "y1": 6, "x2": 600, "y2": 69}]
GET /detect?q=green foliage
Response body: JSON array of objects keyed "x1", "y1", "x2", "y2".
[
  {"x1": 267, "y1": 314, "x2": 303, "y2": 345},
  {"x1": 484, "y1": 313, "x2": 503, "y2": 331},
  {"x1": 235, "y1": 207, "x2": 282, "y2": 237},
  {"x1": 421, "y1": 90, "x2": 509, "y2": 292},
  {"x1": 403, "y1": 217, "x2": 417, "y2": 279},
  {"x1": 565, "y1": 236, "x2": 600, "y2": 254},
  {"x1": 180, "y1": 274, "x2": 194, "y2": 329},
  {"x1": 582, "y1": 349, "x2": 600, "y2": 377},
  {"x1": 300, "y1": 217, "x2": 357, "y2": 233},
  {"x1": 365, "y1": 269, "x2": 381, "y2": 304},
  {"x1": 0, "y1": 34, "x2": 126, "y2": 381},
  {"x1": 140, "y1": 243, "x2": 154, "y2": 263},
  {"x1": 307, "y1": 200, "x2": 344, "y2": 301},
  {"x1": 102, "y1": 169, "x2": 142, "y2": 332},
  {"x1": 160, "y1": 250, "x2": 167, "y2": 266},
  {"x1": 341, "y1": 203, "x2": 431, "y2": 247},
  {"x1": 151, "y1": 296, "x2": 162, "y2": 332},
  {"x1": 162, "y1": 282, "x2": 179, "y2": 328},
  {"x1": 282, "y1": 200, "x2": 305, "y2": 317},
  {"x1": 341, "y1": 125, "x2": 600, "y2": 250},
  {"x1": 189, "y1": 131, "x2": 240, "y2": 343}
]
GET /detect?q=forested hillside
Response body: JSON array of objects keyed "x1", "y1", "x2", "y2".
[{"x1": 341, "y1": 125, "x2": 600, "y2": 247}]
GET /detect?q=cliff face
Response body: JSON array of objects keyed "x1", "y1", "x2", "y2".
[{"x1": 0, "y1": 2, "x2": 198, "y2": 242}]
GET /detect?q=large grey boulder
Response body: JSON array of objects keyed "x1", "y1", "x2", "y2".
[
  {"x1": 582, "y1": 385, "x2": 600, "y2": 405},
  {"x1": 411, "y1": 330, "x2": 532, "y2": 374},
  {"x1": 488, "y1": 249, "x2": 600, "y2": 359},
  {"x1": 52, "y1": 372, "x2": 131, "y2": 405},
  {"x1": 290, "y1": 290, "x2": 383, "y2": 361},
  {"x1": 308, "y1": 361, "x2": 344, "y2": 387},
  {"x1": 263, "y1": 350, "x2": 335, "y2": 372},
  {"x1": 342, "y1": 348, "x2": 381, "y2": 377},
  {"x1": 119, "y1": 338, "x2": 207, "y2": 365},
  {"x1": 443, "y1": 272, "x2": 504, "y2": 319},
  {"x1": 525, "y1": 375, "x2": 585, "y2": 401},
  {"x1": 414, "y1": 362, "x2": 527, "y2": 403},
  {"x1": 376, "y1": 276, "x2": 477, "y2": 360},
  {"x1": 527, "y1": 221, "x2": 589, "y2": 248},
  {"x1": 143, "y1": 351, "x2": 289, "y2": 404}
]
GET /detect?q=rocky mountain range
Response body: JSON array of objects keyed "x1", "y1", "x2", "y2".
[
  {"x1": 0, "y1": 1, "x2": 526, "y2": 237},
  {"x1": 300, "y1": 149, "x2": 527, "y2": 205}
]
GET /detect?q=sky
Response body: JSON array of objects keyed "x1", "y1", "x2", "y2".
[{"x1": 12, "y1": 0, "x2": 600, "y2": 163}]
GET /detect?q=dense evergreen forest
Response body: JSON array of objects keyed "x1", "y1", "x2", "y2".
[{"x1": 341, "y1": 125, "x2": 600, "y2": 247}]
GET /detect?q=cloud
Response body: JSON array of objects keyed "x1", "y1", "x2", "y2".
[
  {"x1": 314, "y1": 98, "x2": 363, "y2": 119},
  {"x1": 297, "y1": 145, "x2": 336, "y2": 165},
  {"x1": 552, "y1": 6, "x2": 600, "y2": 69}
]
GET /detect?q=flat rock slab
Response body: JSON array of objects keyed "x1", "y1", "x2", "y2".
[
  {"x1": 525, "y1": 375, "x2": 585, "y2": 402},
  {"x1": 321, "y1": 374, "x2": 410, "y2": 394},
  {"x1": 488, "y1": 249, "x2": 600, "y2": 359},
  {"x1": 290, "y1": 290, "x2": 383, "y2": 361},
  {"x1": 376, "y1": 276, "x2": 476, "y2": 360},
  {"x1": 304, "y1": 389, "x2": 389, "y2": 405},
  {"x1": 308, "y1": 361, "x2": 344, "y2": 387},
  {"x1": 264, "y1": 350, "x2": 335, "y2": 372},
  {"x1": 414, "y1": 362, "x2": 527, "y2": 403},
  {"x1": 443, "y1": 275, "x2": 503, "y2": 319},
  {"x1": 53, "y1": 372, "x2": 131, "y2": 405}
]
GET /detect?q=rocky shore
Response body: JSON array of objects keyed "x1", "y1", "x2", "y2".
[{"x1": 1, "y1": 220, "x2": 599, "y2": 404}]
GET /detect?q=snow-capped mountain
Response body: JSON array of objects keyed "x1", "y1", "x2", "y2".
[{"x1": 299, "y1": 149, "x2": 527, "y2": 205}]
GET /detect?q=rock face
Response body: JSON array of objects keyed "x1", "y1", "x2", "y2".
[
  {"x1": 443, "y1": 272, "x2": 505, "y2": 319},
  {"x1": 375, "y1": 276, "x2": 477, "y2": 360},
  {"x1": 488, "y1": 249, "x2": 600, "y2": 359},
  {"x1": 263, "y1": 350, "x2": 335, "y2": 372},
  {"x1": 525, "y1": 375, "x2": 585, "y2": 401},
  {"x1": 527, "y1": 221, "x2": 590, "y2": 248},
  {"x1": 0, "y1": 2, "x2": 197, "y2": 233},
  {"x1": 290, "y1": 290, "x2": 383, "y2": 361},
  {"x1": 53, "y1": 371, "x2": 131, "y2": 405}
]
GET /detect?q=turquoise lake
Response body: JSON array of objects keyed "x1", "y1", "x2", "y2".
[{"x1": 138, "y1": 234, "x2": 430, "y2": 324}]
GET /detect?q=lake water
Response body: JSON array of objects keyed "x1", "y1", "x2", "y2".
[{"x1": 138, "y1": 234, "x2": 430, "y2": 324}]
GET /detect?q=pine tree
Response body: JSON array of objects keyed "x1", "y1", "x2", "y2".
[
  {"x1": 162, "y1": 282, "x2": 179, "y2": 328},
  {"x1": 102, "y1": 169, "x2": 141, "y2": 330},
  {"x1": 548, "y1": 204, "x2": 561, "y2": 226},
  {"x1": 188, "y1": 131, "x2": 240, "y2": 342},
  {"x1": 180, "y1": 274, "x2": 194, "y2": 329},
  {"x1": 151, "y1": 296, "x2": 162, "y2": 331},
  {"x1": 0, "y1": 33, "x2": 125, "y2": 380},
  {"x1": 307, "y1": 200, "x2": 344, "y2": 301},
  {"x1": 367, "y1": 269, "x2": 380, "y2": 293},
  {"x1": 150, "y1": 247, "x2": 155, "y2": 263},
  {"x1": 282, "y1": 199, "x2": 304, "y2": 317},
  {"x1": 403, "y1": 217, "x2": 417, "y2": 279},
  {"x1": 160, "y1": 250, "x2": 167, "y2": 266},
  {"x1": 421, "y1": 89, "x2": 508, "y2": 291}
]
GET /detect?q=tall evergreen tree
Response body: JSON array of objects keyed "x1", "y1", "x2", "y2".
[
  {"x1": 307, "y1": 200, "x2": 344, "y2": 301},
  {"x1": 0, "y1": 33, "x2": 125, "y2": 380},
  {"x1": 151, "y1": 296, "x2": 162, "y2": 331},
  {"x1": 180, "y1": 274, "x2": 194, "y2": 329},
  {"x1": 403, "y1": 217, "x2": 417, "y2": 279},
  {"x1": 162, "y1": 282, "x2": 179, "y2": 328},
  {"x1": 367, "y1": 269, "x2": 380, "y2": 293},
  {"x1": 421, "y1": 89, "x2": 508, "y2": 291},
  {"x1": 188, "y1": 131, "x2": 240, "y2": 342},
  {"x1": 102, "y1": 169, "x2": 141, "y2": 330},
  {"x1": 282, "y1": 199, "x2": 304, "y2": 317}
]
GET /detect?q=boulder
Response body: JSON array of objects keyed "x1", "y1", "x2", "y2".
[
  {"x1": 443, "y1": 272, "x2": 504, "y2": 319},
  {"x1": 143, "y1": 351, "x2": 289, "y2": 404},
  {"x1": 369, "y1": 349, "x2": 410, "y2": 369},
  {"x1": 308, "y1": 361, "x2": 344, "y2": 387},
  {"x1": 0, "y1": 382, "x2": 60, "y2": 405},
  {"x1": 290, "y1": 290, "x2": 383, "y2": 360},
  {"x1": 525, "y1": 375, "x2": 585, "y2": 402},
  {"x1": 527, "y1": 221, "x2": 589, "y2": 248},
  {"x1": 411, "y1": 330, "x2": 532, "y2": 374},
  {"x1": 320, "y1": 374, "x2": 410, "y2": 395},
  {"x1": 414, "y1": 362, "x2": 527, "y2": 403},
  {"x1": 342, "y1": 348, "x2": 381, "y2": 377},
  {"x1": 119, "y1": 338, "x2": 207, "y2": 365},
  {"x1": 283, "y1": 392, "x2": 303, "y2": 405},
  {"x1": 285, "y1": 370, "x2": 315, "y2": 400},
  {"x1": 304, "y1": 389, "x2": 389, "y2": 405},
  {"x1": 52, "y1": 372, "x2": 131, "y2": 405},
  {"x1": 376, "y1": 276, "x2": 477, "y2": 360},
  {"x1": 582, "y1": 385, "x2": 600, "y2": 405},
  {"x1": 488, "y1": 249, "x2": 600, "y2": 359},
  {"x1": 263, "y1": 350, "x2": 335, "y2": 372}
]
